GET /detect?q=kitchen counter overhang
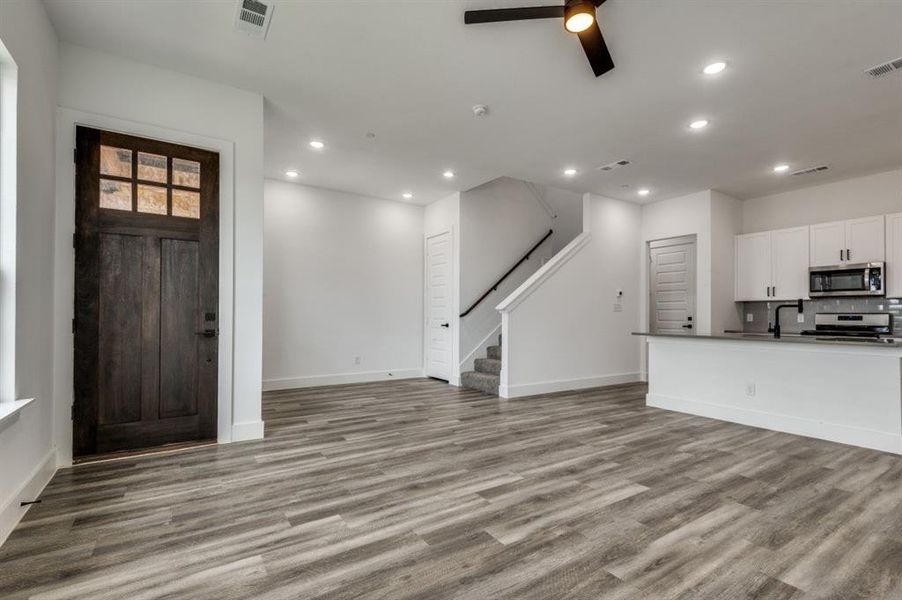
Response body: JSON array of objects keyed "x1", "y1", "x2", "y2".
[{"x1": 637, "y1": 332, "x2": 902, "y2": 454}]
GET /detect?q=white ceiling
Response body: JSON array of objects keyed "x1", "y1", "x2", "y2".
[{"x1": 44, "y1": 0, "x2": 902, "y2": 205}]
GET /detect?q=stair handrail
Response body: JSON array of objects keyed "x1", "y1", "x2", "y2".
[{"x1": 459, "y1": 229, "x2": 553, "y2": 318}]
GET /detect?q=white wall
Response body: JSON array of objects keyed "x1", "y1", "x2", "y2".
[
  {"x1": 498, "y1": 194, "x2": 642, "y2": 397},
  {"x1": 53, "y1": 44, "x2": 266, "y2": 463},
  {"x1": 459, "y1": 177, "x2": 581, "y2": 371},
  {"x1": 742, "y1": 169, "x2": 902, "y2": 233},
  {"x1": 0, "y1": 0, "x2": 59, "y2": 544},
  {"x1": 262, "y1": 180, "x2": 424, "y2": 389},
  {"x1": 640, "y1": 191, "x2": 713, "y2": 336},
  {"x1": 710, "y1": 191, "x2": 743, "y2": 334},
  {"x1": 424, "y1": 192, "x2": 461, "y2": 384}
]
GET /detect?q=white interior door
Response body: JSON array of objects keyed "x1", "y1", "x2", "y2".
[
  {"x1": 649, "y1": 236, "x2": 696, "y2": 335},
  {"x1": 426, "y1": 232, "x2": 452, "y2": 381}
]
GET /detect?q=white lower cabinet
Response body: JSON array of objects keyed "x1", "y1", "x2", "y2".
[{"x1": 735, "y1": 227, "x2": 809, "y2": 302}]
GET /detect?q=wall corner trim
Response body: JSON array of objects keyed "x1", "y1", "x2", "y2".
[{"x1": 496, "y1": 232, "x2": 592, "y2": 314}]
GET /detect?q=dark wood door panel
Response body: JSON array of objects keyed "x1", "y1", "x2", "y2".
[
  {"x1": 74, "y1": 126, "x2": 219, "y2": 457},
  {"x1": 96, "y1": 415, "x2": 202, "y2": 453},
  {"x1": 97, "y1": 233, "x2": 144, "y2": 425},
  {"x1": 160, "y1": 238, "x2": 200, "y2": 419}
]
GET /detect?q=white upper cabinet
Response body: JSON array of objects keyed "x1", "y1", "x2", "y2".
[
  {"x1": 735, "y1": 232, "x2": 772, "y2": 301},
  {"x1": 771, "y1": 227, "x2": 810, "y2": 300},
  {"x1": 887, "y1": 212, "x2": 902, "y2": 299},
  {"x1": 845, "y1": 216, "x2": 885, "y2": 264},
  {"x1": 809, "y1": 216, "x2": 885, "y2": 266},
  {"x1": 810, "y1": 221, "x2": 846, "y2": 267}
]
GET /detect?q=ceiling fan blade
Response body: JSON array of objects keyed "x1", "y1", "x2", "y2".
[
  {"x1": 577, "y1": 20, "x2": 615, "y2": 77},
  {"x1": 464, "y1": 6, "x2": 565, "y2": 25}
]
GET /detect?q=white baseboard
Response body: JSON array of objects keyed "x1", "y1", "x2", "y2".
[
  {"x1": 231, "y1": 420, "x2": 265, "y2": 442},
  {"x1": 262, "y1": 368, "x2": 424, "y2": 392},
  {"x1": 500, "y1": 372, "x2": 643, "y2": 399},
  {"x1": 647, "y1": 392, "x2": 902, "y2": 455},
  {"x1": 0, "y1": 449, "x2": 57, "y2": 547}
]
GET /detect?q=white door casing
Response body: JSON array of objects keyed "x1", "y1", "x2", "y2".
[
  {"x1": 426, "y1": 232, "x2": 452, "y2": 380},
  {"x1": 649, "y1": 236, "x2": 697, "y2": 335}
]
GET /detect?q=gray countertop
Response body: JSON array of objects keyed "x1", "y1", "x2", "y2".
[{"x1": 632, "y1": 331, "x2": 902, "y2": 347}]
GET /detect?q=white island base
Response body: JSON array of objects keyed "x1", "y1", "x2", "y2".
[{"x1": 643, "y1": 335, "x2": 902, "y2": 455}]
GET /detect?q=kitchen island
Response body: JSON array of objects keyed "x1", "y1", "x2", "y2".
[{"x1": 634, "y1": 332, "x2": 902, "y2": 454}]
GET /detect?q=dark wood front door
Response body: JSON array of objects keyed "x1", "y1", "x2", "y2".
[{"x1": 74, "y1": 126, "x2": 219, "y2": 457}]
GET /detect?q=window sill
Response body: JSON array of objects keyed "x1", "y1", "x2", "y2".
[{"x1": 0, "y1": 398, "x2": 34, "y2": 429}]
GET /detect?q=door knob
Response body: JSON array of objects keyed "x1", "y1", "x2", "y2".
[
  {"x1": 440, "y1": 323, "x2": 450, "y2": 328},
  {"x1": 196, "y1": 329, "x2": 218, "y2": 338},
  {"x1": 682, "y1": 324, "x2": 693, "y2": 329}
]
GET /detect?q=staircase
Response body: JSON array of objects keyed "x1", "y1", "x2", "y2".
[{"x1": 461, "y1": 334, "x2": 501, "y2": 396}]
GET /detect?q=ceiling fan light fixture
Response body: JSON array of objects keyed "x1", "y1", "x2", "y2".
[{"x1": 564, "y1": 1, "x2": 595, "y2": 33}]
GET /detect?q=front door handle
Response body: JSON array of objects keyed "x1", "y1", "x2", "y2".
[
  {"x1": 196, "y1": 329, "x2": 218, "y2": 338},
  {"x1": 440, "y1": 323, "x2": 450, "y2": 328},
  {"x1": 682, "y1": 324, "x2": 693, "y2": 329}
]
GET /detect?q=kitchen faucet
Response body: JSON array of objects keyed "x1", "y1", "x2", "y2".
[{"x1": 772, "y1": 299, "x2": 804, "y2": 339}]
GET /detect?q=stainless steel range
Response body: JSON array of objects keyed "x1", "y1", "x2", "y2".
[{"x1": 800, "y1": 312, "x2": 894, "y2": 342}]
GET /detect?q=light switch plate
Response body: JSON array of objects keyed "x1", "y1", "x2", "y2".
[
  {"x1": 746, "y1": 313, "x2": 754, "y2": 323},
  {"x1": 797, "y1": 313, "x2": 805, "y2": 323},
  {"x1": 745, "y1": 383, "x2": 756, "y2": 397}
]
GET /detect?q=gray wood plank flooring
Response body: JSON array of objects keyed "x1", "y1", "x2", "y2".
[{"x1": 2, "y1": 379, "x2": 902, "y2": 599}]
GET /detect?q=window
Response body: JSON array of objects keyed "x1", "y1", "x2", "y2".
[{"x1": 97, "y1": 144, "x2": 201, "y2": 219}]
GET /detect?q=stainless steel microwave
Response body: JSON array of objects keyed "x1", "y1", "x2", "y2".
[{"x1": 809, "y1": 262, "x2": 884, "y2": 297}]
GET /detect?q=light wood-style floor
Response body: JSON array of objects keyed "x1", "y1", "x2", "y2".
[{"x1": 3, "y1": 379, "x2": 902, "y2": 599}]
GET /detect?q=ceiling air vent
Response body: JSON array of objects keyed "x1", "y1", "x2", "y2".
[
  {"x1": 234, "y1": 0, "x2": 273, "y2": 39},
  {"x1": 865, "y1": 56, "x2": 902, "y2": 78},
  {"x1": 791, "y1": 165, "x2": 829, "y2": 177},
  {"x1": 596, "y1": 159, "x2": 631, "y2": 172}
]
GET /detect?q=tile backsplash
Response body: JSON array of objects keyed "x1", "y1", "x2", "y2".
[{"x1": 740, "y1": 297, "x2": 902, "y2": 334}]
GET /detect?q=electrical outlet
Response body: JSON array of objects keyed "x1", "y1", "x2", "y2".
[
  {"x1": 613, "y1": 303, "x2": 623, "y2": 312},
  {"x1": 354, "y1": 356, "x2": 361, "y2": 365},
  {"x1": 745, "y1": 383, "x2": 756, "y2": 397},
  {"x1": 797, "y1": 313, "x2": 805, "y2": 324},
  {"x1": 746, "y1": 313, "x2": 754, "y2": 323}
]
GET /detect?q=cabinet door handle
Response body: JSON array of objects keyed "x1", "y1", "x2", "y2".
[
  {"x1": 772, "y1": 286, "x2": 776, "y2": 297},
  {"x1": 847, "y1": 249, "x2": 851, "y2": 261},
  {"x1": 840, "y1": 249, "x2": 844, "y2": 262}
]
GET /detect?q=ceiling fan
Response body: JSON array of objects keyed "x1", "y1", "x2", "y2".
[{"x1": 464, "y1": 0, "x2": 615, "y2": 77}]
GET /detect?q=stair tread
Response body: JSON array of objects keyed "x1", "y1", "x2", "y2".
[
  {"x1": 461, "y1": 370, "x2": 500, "y2": 396},
  {"x1": 474, "y1": 357, "x2": 501, "y2": 375}
]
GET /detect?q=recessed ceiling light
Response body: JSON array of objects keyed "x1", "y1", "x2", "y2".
[
  {"x1": 309, "y1": 140, "x2": 325, "y2": 149},
  {"x1": 703, "y1": 61, "x2": 726, "y2": 75},
  {"x1": 402, "y1": 192, "x2": 413, "y2": 200},
  {"x1": 689, "y1": 119, "x2": 709, "y2": 130},
  {"x1": 285, "y1": 170, "x2": 299, "y2": 178},
  {"x1": 443, "y1": 170, "x2": 455, "y2": 179},
  {"x1": 638, "y1": 188, "x2": 650, "y2": 197},
  {"x1": 773, "y1": 164, "x2": 790, "y2": 173},
  {"x1": 564, "y1": 168, "x2": 577, "y2": 176}
]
